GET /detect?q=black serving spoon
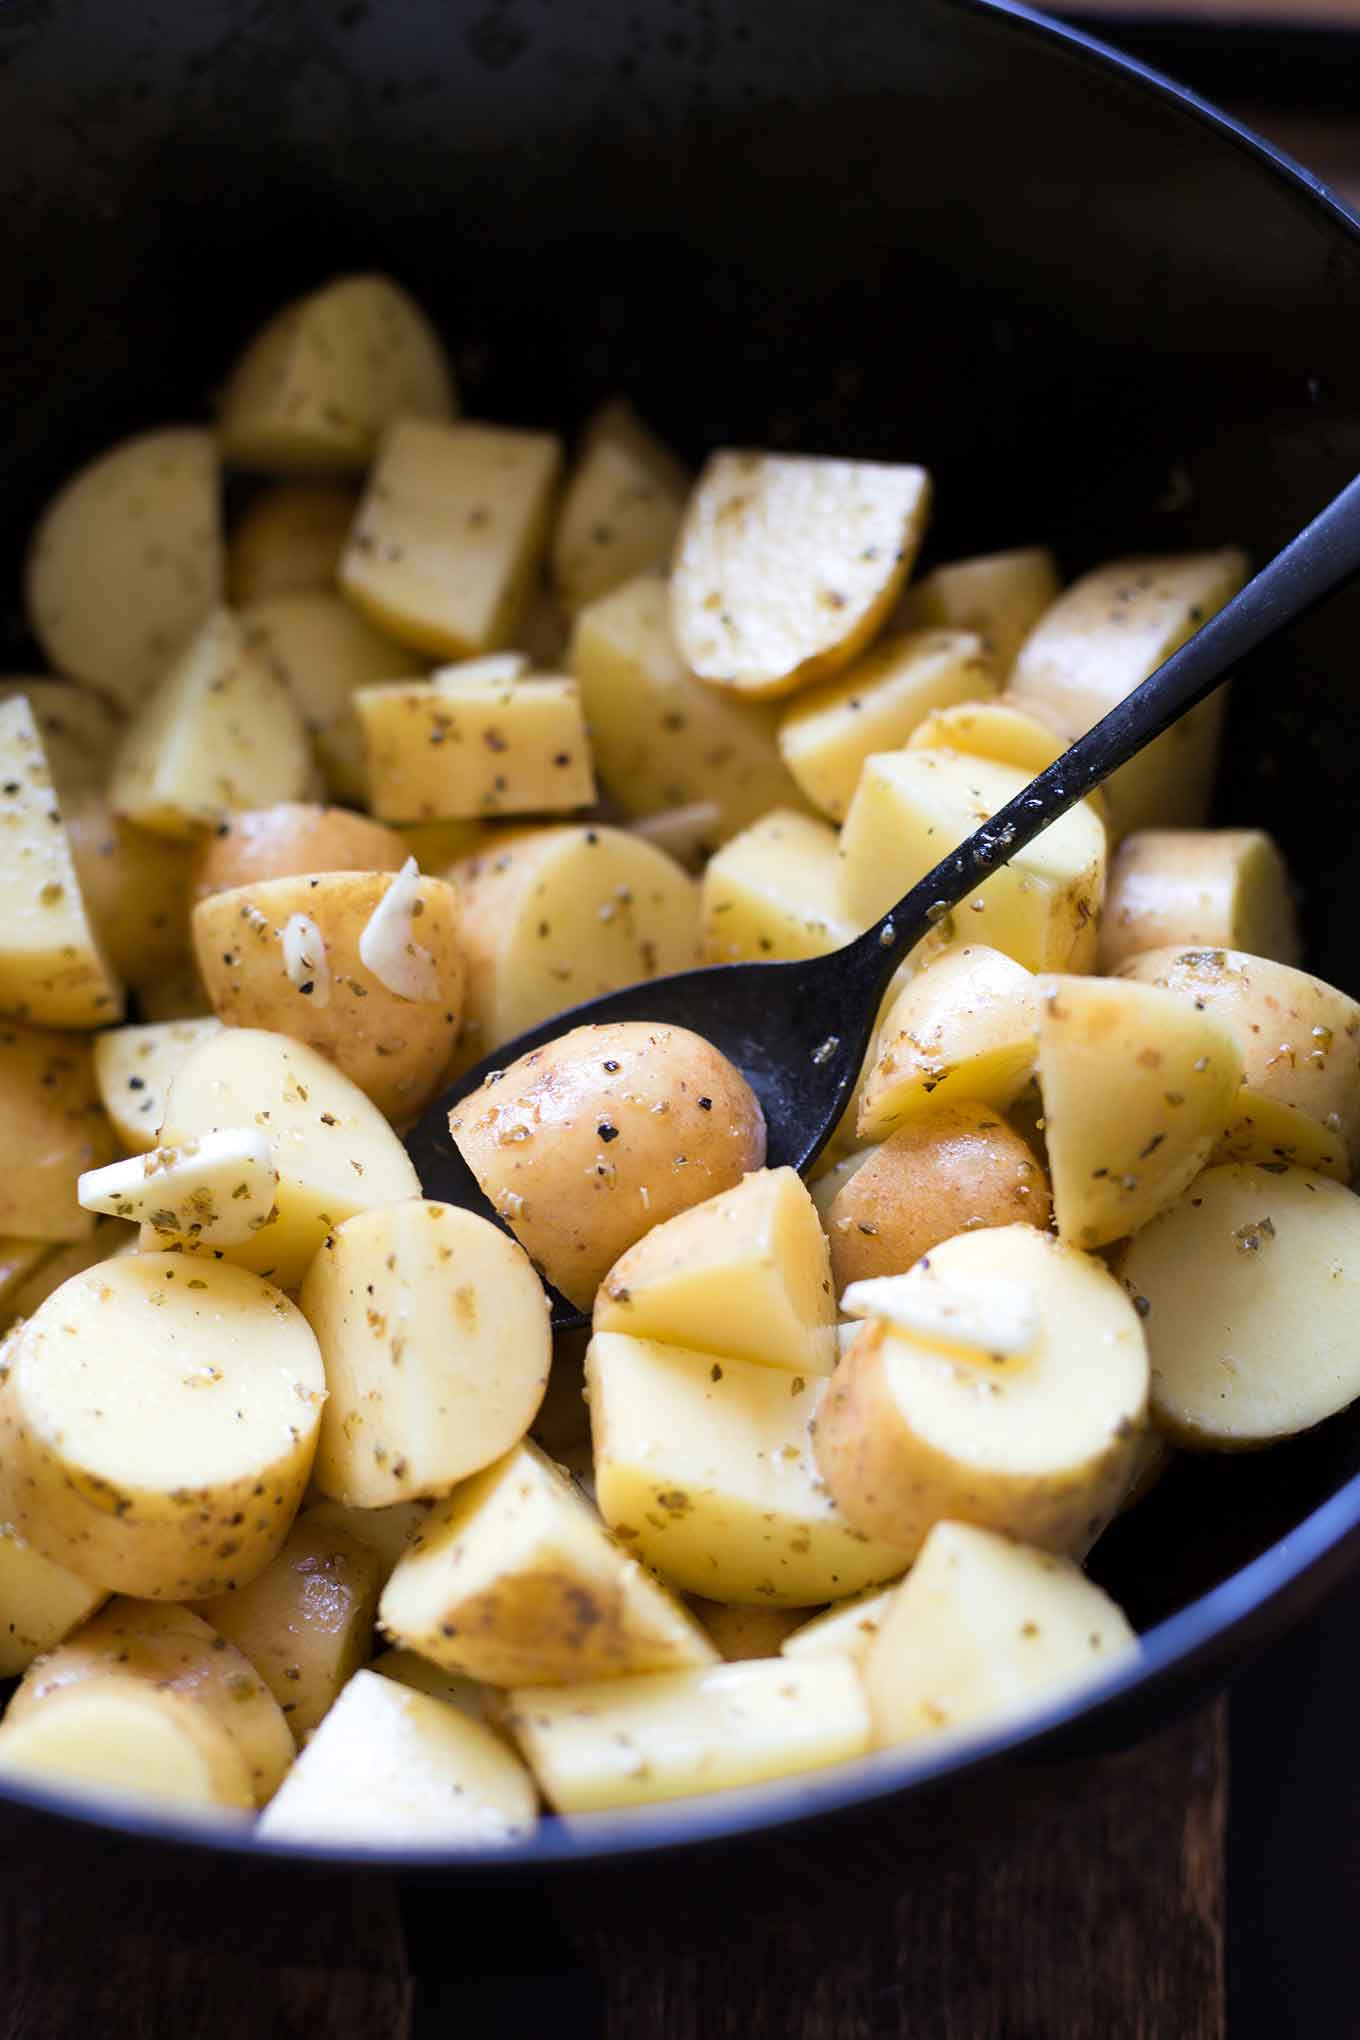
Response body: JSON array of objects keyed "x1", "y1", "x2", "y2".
[{"x1": 409, "y1": 475, "x2": 1360, "y2": 1328}]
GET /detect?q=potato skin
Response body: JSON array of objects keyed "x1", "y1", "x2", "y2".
[
  {"x1": 826, "y1": 1103, "x2": 1051, "y2": 1290},
  {"x1": 190, "y1": 803, "x2": 407, "y2": 904},
  {"x1": 451, "y1": 1020, "x2": 766, "y2": 1310},
  {"x1": 63, "y1": 793, "x2": 194, "y2": 987}
]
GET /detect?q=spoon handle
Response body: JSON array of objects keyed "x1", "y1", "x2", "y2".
[{"x1": 849, "y1": 469, "x2": 1360, "y2": 1000}]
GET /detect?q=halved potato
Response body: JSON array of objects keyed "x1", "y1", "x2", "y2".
[
  {"x1": 701, "y1": 807, "x2": 857, "y2": 963},
  {"x1": 858, "y1": 943, "x2": 1038, "y2": 1139},
  {"x1": 0, "y1": 1528, "x2": 106, "y2": 1678},
  {"x1": 1099, "y1": 828, "x2": 1300, "y2": 973},
  {"x1": 190, "y1": 802, "x2": 406, "y2": 904},
  {"x1": 551, "y1": 400, "x2": 689, "y2": 615},
  {"x1": 78, "y1": 1128, "x2": 278, "y2": 1246},
  {"x1": 0, "y1": 1024, "x2": 112, "y2": 1241},
  {"x1": 93, "y1": 1017, "x2": 222, "y2": 1154},
  {"x1": 895, "y1": 546, "x2": 1062, "y2": 677},
  {"x1": 356, "y1": 669, "x2": 595, "y2": 822},
  {"x1": 0, "y1": 1675, "x2": 253, "y2": 1814},
  {"x1": 242, "y1": 591, "x2": 413, "y2": 805},
  {"x1": 780, "y1": 1586, "x2": 896, "y2": 1667},
  {"x1": 227, "y1": 482, "x2": 358, "y2": 605}
]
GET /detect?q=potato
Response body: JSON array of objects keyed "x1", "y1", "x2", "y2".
[
  {"x1": 24, "y1": 426, "x2": 223, "y2": 712},
  {"x1": 378, "y1": 1437, "x2": 717, "y2": 1685},
  {"x1": 586, "y1": 1332, "x2": 911, "y2": 1604},
  {"x1": 568, "y1": 572, "x2": 808, "y2": 842},
  {"x1": 906, "y1": 695, "x2": 1069, "y2": 776},
  {"x1": 895, "y1": 546, "x2": 1062, "y2": 677},
  {"x1": 356, "y1": 668, "x2": 595, "y2": 822},
  {"x1": 0, "y1": 679, "x2": 123, "y2": 793},
  {"x1": 551, "y1": 400, "x2": 689, "y2": 615},
  {"x1": 371, "y1": 1646, "x2": 510, "y2": 1740},
  {"x1": 670, "y1": 451, "x2": 931, "y2": 698},
  {"x1": 1008, "y1": 549, "x2": 1247, "y2": 838},
  {"x1": 1119, "y1": 1163, "x2": 1360, "y2": 1447},
  {"x1": 628, "y1": 802, "x2": 723, "y2": 870},
  {"x1": 62, "y1": 794, "x2": 194, "y2": 989},
  {"x1": 340, "y1": 418, "x2": 562, "y2": 659},
  {"x1": 687, "y1": 1599, "x2": 812, "y2": 1661},
  {"x1": 826, "y1": 1103, "x2": 1051, "y2": 1290},
  {"x1": 1116, "y1": 947, "x2": 1360, "y2": 1179},
  {"x1": 1036, "y1": 973, "x2": 1242, "y2": 1248},
  {"x1": 595, "y1": 1166, "x2": 836, "y2": 1378},
  {"x1": 193, "y1": 1514, "x2": 383, "y2": 1743},
  {"x1": 227, "y1": 482, "x2": 358, "y2": 605},
  {"x1": 298, "y1": 1498, "x2": 431, "y2": 1584},
  {"x1": 93, "y1": 1017, "x2": 222, "y2": 1153},
  {"x1": 0, "y1": 1221, "x2": 134, "y2": 1331},
  {"x1": 217, "y1": 273, "x2": 455, "y2": 472},
  {"x1": 813, "y1": 1225, "x2": 1148, "y2": 1556},
  {"x1": 242, "y1": 591, "x2": 413, "y2": 805},
  {"x1": 136, "y1": 961, "x2": 214, "y2": 1022},
  {"x1": 1099, "y1": 828, "x2": 1300, "y2": 973},
  {"x1": 837, "y1": 749, "x2": 1105, "y2": 970},
  {"x1": 256, "y1": 1668, "x2": 536, "y2": 1849},
  {"x1": 155, "y1": 1029, "x2": 421, "y2": 1289},
  {"x1": 0, "y1": 1238, "x2": 50, "y2": 1313},
  {"x1": 0, "y1": 1024, "x2": 112, "y2": 1241},
  {"x1": 780, "y1": 1586, "x2": 896, "y2": 1667},
  {"x1": 776, "y1": 628, "x2": 992, "y2": 821},
  {"x1": 519, "y1": 580, "x2": 570, "y2": 668},
  {"x1": 858, "y1": 943, "x2": 1038, "y2": 1140},
  {"x1": 77, "y1": 1129, "x2": 278, "y2": 1247},
  {"x1": 0, "y1": 697, "x2": 123, "y2": 1027},
  {"x1": 192, "y1": 865, "x2": 463, "y2": 1123},
  {"x1": 0, "y1": 1675, "x2": 253, "y2": 1814},
  {"x1": 190, "y1": 804, "x2": 405, "y2": 907},
  {"x1": 508, "y1": 1655, "x2": 869, "y2": 1813},
  {"x1": 109, "y1": 608, "x2": 312, "y2": 839},
  {"x1": 450, "y1": 824, "x2": 700, "y2": 1072},
  {"x1": 0, "y1": 1529, "x2": 106, "y2": 1678},
  {"x1": 301, "y1": 1200, "x2": 551, "y2": 1506},
  {"x1": 862, "y1": 1521, "x2": 1137, "y2": 1748},
  {"x1": 701, "y1": 807, "x2": 858, "y2": 963},
  {"x1": 0, "y1": 1253, "x2": 324, "y2": 1598},
  {"x1": 398, "y1": 816, "x2": 493, "y2": 871},
  {"x1": 8, "y1": 1598, "x2": 293, "y2": 1804},
  {"x1": 451, "y1": 1019, "x2": 766, "y2": 1311}
]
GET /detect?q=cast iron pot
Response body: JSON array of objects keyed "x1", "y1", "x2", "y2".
[{"x1": 1, "y1": 0, "x2": 1359, "y2": 1892}]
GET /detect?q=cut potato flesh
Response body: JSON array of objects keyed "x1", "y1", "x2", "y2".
[
  {"x1": 907, "y1": 696, "x2": 1068, "y2": 777},
  {"x1": 0, "y1": 697, "x2": 123, "y2": 1028},
  {"x1": 190, "y1": 803, "x2": 407, "y2": 905},
  {"x1": 0, "y1": 1023, "x2": 112, "y2": 1242},
  {"x1": 371, "y1": 1646, "x2": 509, "y2": 1739},
  {"x1": 551, "y1": 400, "x2": 689, "y2": 615},
  {"x1": 595, "y1": 1165, "x2": 836, "y2": 1377},
  {"x1": 780, "y1": 1586, "x2": 896, "y2": 1667},
  {"x1": 226, "y1": 482, "x2": 358, "y2": 606},
  {"x1": 1120, "y1": 1163, "x2": 1360, "y2": 1447},
  {"x1": 1036, "y1": 973, "x2": 1243, "y2": 1248},
  {"x1": 242, "y1": 591, "x2": 413, "y2": 807},
  {"x1": 1116, "y1": 947, "x2": 1360, "y2": 1179},
  {"x1": 154, "y1": 1029, "x2": 420, "y2": 1290},
  {"x1": 776, "y1": 628, "x2": 991, "y2": 821},
  {"x1": 858, "y1": 943, "x2": 1038, "y2": 1139},
  {"x1": 895, "y1": 547, "x2": 1062, "y2": 678},
  {"x1": 24, "y1": 426, "x2": 223, "y2": 713},
  {"x1": 217, "y1": 273, "x2": 456, "y2": 472},
  {"x1": 378, "y1": 1438, "x2": 717, "y2": 1686},
  {"x1": 257, "y1": 1668, "x2": 536, "y2": 1848},
  {"x1": 586, "y1": 1332, "x2": 912, "y2": 1605},
  {"x1": 62, "y1": 794, "x2": 195, "y2": 991},
  {"x1": 0, "y1": 1221, "x2": 134, "y2": 1331},
  {"x1": 863, "y1": 1520, "x2": 1137, "y2": 1747},
  {"x1": 1101, "y1": 830, "x2": 1300, "y2": 974},
  {"x1": 298, "y1": 1498, "x2": 431, "y2": 1584},
  {"x1": 301, "y1": 1200, "x2": 551, "y2": 1506},
  {"x1": 701, "y1": 807, "x2": 858, "y2": 962},
  {"x1": 356, "y1": 673, "x2": 595, "y2": 822},
  {"x1": 813, "y1": 1225, "x2": 1148, "y2": 1557},
  {"x1": 341, "y1": 418, "x2": 562, "y2": 659},
  {"x1": 508, "y1": 1656, "x2": 870, "y2": 1813},
  {"x1": 0, "y1": 679, "x2": 123, "y2": 794},
  {"x1": 78, "y1": 1128, "x2": 277, "y2": 1246},
  {"x1": 92, "y1": 1018, "x2": 222, "y2": 1154},
  {"x1": 0, "y1": 1528, "x2": 105, "y2": 1678},
  {"x1": 0, "y1": 1253, "x2": 325, "y2": 1598},
  {"x1": 0, "y1": 1675, "x2": 254, "y2": 1813},
  {"x1": 671, "y1": 451, "x2": 931, "y2": 698},
  {"x1": 836, "y1": 749, "x2": 1105, "y2": 971},
  {"x1": 628, "y1": 802, "x2": 723, "y2": 870}
]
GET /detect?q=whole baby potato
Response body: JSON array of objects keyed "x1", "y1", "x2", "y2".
[
  {"x1": 191, "y1": 803, "x2": 407, "y2": 905},
  {"x1": 450, "y1": 1019, "x2": 767, "y2": 1309}
]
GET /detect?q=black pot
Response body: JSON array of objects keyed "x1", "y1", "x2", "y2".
[{"x1": 2, "y1": 0, "x2": 1359, "y2": 1889}]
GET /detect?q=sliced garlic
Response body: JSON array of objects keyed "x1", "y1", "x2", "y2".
[
  {"x1": 281, "y1": 912, "x2": 332, "y2": 1009},
  {"x1": 841, "y1": 1266, "x2": 1041, "y2": 1360},
  {"x1": 433, "y1": 652, "x2": 529, "y2": 690},
  {"x1": 78, "y1": 1128, "x2": 278, "y2": 1246},
  {"x1": 358, "y1": 856, "x2": 442, "y2": 1002}
]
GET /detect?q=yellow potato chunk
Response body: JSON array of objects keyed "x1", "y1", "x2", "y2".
[
  {"x1": 595, "y1": 1166, "x2": 836, "y2": 1377},
  {"x1": 0, "y1": 1675, "x2": 254, "y2": 1814},
  {"x1": 156, "y1": 1029, "x2": 420, "y2": 1288},
  {"x1": 340, "y1": 418, "x2": 562, "y2": 658},
  {"x1": 551, "y1": 400, "x2": 689, "y2": 614},
  {"x1": 896, "y1": 546, "x2": 1062, "y2": 677},
  {"x1": 301, "y1": 1200, "x2": 551, "y2": 1506},
  {"x1": 1117, "y1": 947, "x2": 1360, "y2": 1179},
  {"x1": 193, "y1": 1514, "x2": 383, "y2": 1742},
  {"x1": 0, "y1": 679, "x2": 123, "y2": 793},
  {"x1": 1037, "y1": 973, "x2": 1243, "y2": 1248},
  {"x1": 1100, "y1": 828, "x2": 1300, "y2": 973},
  {"x1": 701, "y1": 807, "x2": 857, "y2": 963},
  {"x1": 109, "y1": 608, "x2": 312, "y2": 839},
  {"x1": 568, "y1": 572, "x2": 807, "y2": 841},
  {"x1": 378, "y1": 1438, "x2": 717, "y2": 1685},
  {"x1": 776, "y1": 628, "x2": 991, "y2": 820},
  {"x1": 8, "y1": 1597, "x2": 293, "y2": 1804},
  {"x1": 627, "y1": 802, "x2": 722, "y2": 870},
  {"x1": 586, "y1": 1332, "x2": 911, "y2": 1604},
  {"x1": 863, "y1": 1521, "x2": 1137, "y2": 1747},
  {"x1": 372, "y1": 1645, "x2": 509, "y2": 1739},
  {"x1": 1120, "y1": 1163, "x2": 1360, "y2": 1447},
  {"x1": 837, "y1": 749, "x2": 1104, "y2": 970},
  {"x1": 356, "y1": 670, "x2": 594, "y2": 822},
  {"x1": 906, "y1": 696, "x2": 1070, "y2": 776},
  {"x1": 0, "y1": 698, "x2": 123, "y2": 1027},
  {"x1": 93, "y1": 1018, "x2": 222, "y2": 1154},
  {"x1": 62, "y1": 794, "x2": 194, "y2": 990},
  {"x1": 1008, "y1": 550, "x2": 1247, "y2": 838},
  {"x1": 0, "y1": 1253, "x2": 324, "y2": 1598},
  {"x1": 0, "y1": 1529, "x2": 106, "y2": 1678},
  {"x1": 0, "y1": 1024, "x2": 112, "y2": 1241},
  {"x1": 780, "y1": 1587, "x2": 896, "y2": 1667},
  {"x1": 226, "y1": 481, "x2": 358, "y2": 605},
  {"x1": 858, "y1": 943, "x2": 1037, "y2": 1139},
  {"x1": 813, "y1": 1226, "x2": 1148, "y2": 1555},
  {"x1": 78, "y1": 1128, "x2": 278, "y2": 1246},
  {"x1": 24, "y1": 427, "x2": 223, "y2": 712},
  {"x1": 299, "y1": 1498, "x2": 431, "y2": 1583},
  {"x1": 671, "y1": 451, "x2": 931, "y2": 698},
  {"x1": 242, "y1": 591, "x2": 412, "y2": 805},
  {"x1": 257, "y1": 1668, "x2": 536, "y2": 1848},
  {"x1": 190, "y1": 801, "x2": 406, "y2": 903},
  {"x1": 218, "y1": 274, "x2": 455, "y2": 471}
]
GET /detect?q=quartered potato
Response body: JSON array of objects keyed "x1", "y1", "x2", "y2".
[
  {"x1": 701, "y1": 807, "x2": 856, "y2": 963},
  {"x1": 0, "y1": 1528, "x2": 106, "y2": 1679},
  {"x1": 1100, "y1": 828, "x2": 1300, "y2": 973},
  {"x1": 0, "y1": 1024, "x2": 113, "y2": 1241},
  {"x1": 356, "y1": 667, "x2": 595, "y2": 822},
  {"x1": 242, "y1": 591, "x2": 413, "y2": 806},
  {"x1": 551, "y1": 400, "x2": 689, "y2": 615},
  {"x1": 92, "y1": 1017, "x2": 222, "y2": 1153},
  {"x1": 671, "y1": 451, "x2": 931, "y2": 698},
  {"x1": 227, "y1": 482, "x2": 359, "y2": 605},
  {"x1": 858, "y1": 943, "x2": 1038, "y2": 1139},
  {"x1": 77, "y1": 1129, "x2": 278, "y2": 1247},
  {"x1": 190, "y1": 803, "x2": 406, "y2": 904},
  {"x1": 781, "y1": 1586, "x2": 896, "y2": 1668},
  {"x1": 896, "y1": 546, "x2": 1062, "y2": 678},
  {"x1": 0, "y1": 1675, "x2": 254, "y2": 1814}
]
